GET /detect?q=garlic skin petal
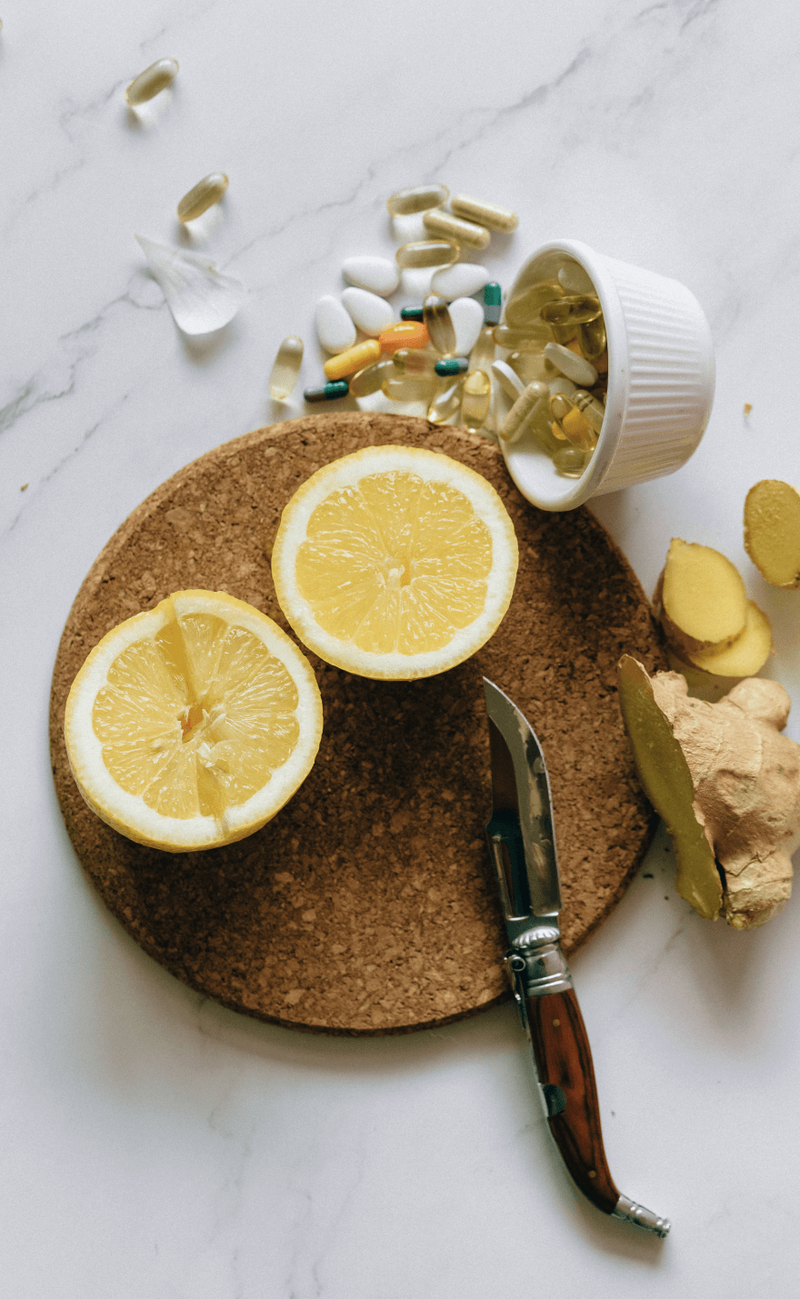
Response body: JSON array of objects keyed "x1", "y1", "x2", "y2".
[{"x1": 135, "y1": 234, "x2": 246, "y2": 335}]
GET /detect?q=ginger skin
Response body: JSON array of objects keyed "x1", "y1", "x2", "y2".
[{"x1": 622, "y1": 661, "x2": 800, "y2": 929}]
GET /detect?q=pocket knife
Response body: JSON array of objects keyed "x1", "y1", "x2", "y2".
[{"x1": 483, "y1": 678, "x2": 670, "y2": 1237}]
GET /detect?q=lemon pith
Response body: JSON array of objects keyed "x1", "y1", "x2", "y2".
[
  {"x1": 64, "y1": 590, "x2": 323, "y2": 851},
  {"x1": 271, "y1": 446, "x2": 518, "y2": 679}
]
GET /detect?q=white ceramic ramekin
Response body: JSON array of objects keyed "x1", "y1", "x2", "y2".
[{"x1": 499, "y1": 239, "x2": 716, "y2": 511}]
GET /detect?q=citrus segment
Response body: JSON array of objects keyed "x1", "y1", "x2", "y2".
[
  {"x1": 65, "y1": 590, "x2": 322, "y2": 851},
  {"x1": 271, "y1": 446, "x2": 518, "y2": 679}
]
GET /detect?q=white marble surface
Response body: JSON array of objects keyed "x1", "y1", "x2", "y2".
[{"x1": 3, "y1": 0, "x2": 800, "y2": 1293}]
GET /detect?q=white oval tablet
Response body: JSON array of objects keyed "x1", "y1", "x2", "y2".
[
  {"x1": 316, "y1": 295, "x2": 357, "y2": 354},
  {"x1": 430, "y1": 262, "x2": 491, "y2": 299},
  {"x1": 448, "y1": 297, "x2": 485, "y2": 357},
  {"x1": 341, "y1": 287, "x2": 395, "y2": 336},
  {"x1": 342, "y1": 255, "x2": 400, "y2": 297},
  {"x1": 400, "y1": 267, "x2": 435, "y2": 299},
  {"x1": 491, "y1": 359, "x2": 526, "y2": 400},
  {"x1": 543, "y1": 342, "x2": 598, "y2": 387},
  {"x1": 392, "y1": 212, "x2": 429, "y2": 244}
]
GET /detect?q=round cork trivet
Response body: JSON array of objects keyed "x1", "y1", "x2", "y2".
[{"x1": 50, "y1": 413, "x2": 666, "y2": 1035}]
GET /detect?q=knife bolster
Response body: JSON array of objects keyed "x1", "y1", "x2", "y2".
[{"x1": 508, "y1": 924, "x2": 573, "y2": 998}]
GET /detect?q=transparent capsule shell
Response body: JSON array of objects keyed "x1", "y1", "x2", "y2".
[
  {"x1": 423, "y1": 295, "x2": 457, "y2": 358},
  {"x1": 386, "y1": 184, "x2": 449, "y2": 217},
  {"x1": 460, "y1": 368, "x2": 492, "y2": 432},
  {"x1": 428, "y1": 378, "x2": 464, "y2": 425},
  {"x1": 493, "y1": 323, "x2": 552, "y2": 353},
  {"x1": 382, "y1": 376, "x2": 435, "y2": 403},
  {"x1": 125, "y1": 57, "x2": 179, "y2": 106},
  {"x1": 268, "y1": 335, "x2": 303, "y2": 400},
  {"x1": 450, "y1": 194, "x2": 519, "y2": 233},
  {"x1": 553, "y1": 446, "x2": 588, "y2": 478},
  {"x1": 578, "y1": 315, "x2": 607, "y2": 361},
  {"x1": 469, "y1": 325, "x2": 496, "y2": 375},
  {"x1": 348, "y1": 357, "x2": 395, "y2": 398},
  {"x1": 177, "y1": 172, "x2": 229, "y2": 223},
  {"x1": 423, "y1": 209, "x2": 491, "y2": 251},
  {"x1": 396, "y1": 240, "x2": 459, "y2": 270},
  {"x1": 504, "y1": 280, "x2": 563, "y2": 328},
  {"x1": 392, "y1": 349, "x2": 436, "y2": 377}
]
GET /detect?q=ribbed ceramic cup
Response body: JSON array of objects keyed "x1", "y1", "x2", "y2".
[{"x1": 499, "y1": 239, "x2": 716, "y2": 511}]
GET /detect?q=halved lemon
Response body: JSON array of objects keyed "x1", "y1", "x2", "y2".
[
  {"x1": 64, "y1": 589, "x2": 323, "y2": 852},
  {"x1": 271, "y1": 445, "x2": 518, "y2": 679}
]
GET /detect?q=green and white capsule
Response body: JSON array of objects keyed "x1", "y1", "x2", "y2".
[
  {"x1": 304, "y1": 380, "x2": 349, "y2": 403},
  {"x1": 177, "y1": 172, "x2": 229, "y2": 223},
  {"x1": 125, "y1": 58, "x2": 179, "y2": 106},
  {"x1": 434, "y1": 357, "x2": 469, "y2": 376}
]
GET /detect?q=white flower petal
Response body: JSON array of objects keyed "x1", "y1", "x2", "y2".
[{"x1": 135, "y1": 234, "x2": 246, "y2": 335}]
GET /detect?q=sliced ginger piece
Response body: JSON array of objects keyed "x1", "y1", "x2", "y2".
[
  {"x1": 688, "y1": 600, "x2": 772, "y2": 677},
  {"x1": 617, "y1": 655, "x2": 722, "y2": 919},
  {"x1": 744, "y1": 479, "x2": 800, "y2": 589},
  {"x1": 658, "y1": 539, "x2": 748, "y2": 657}
]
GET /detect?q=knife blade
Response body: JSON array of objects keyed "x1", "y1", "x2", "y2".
[{"x1": 483, "y1": 678, "x2": 670, "y2": 1238}]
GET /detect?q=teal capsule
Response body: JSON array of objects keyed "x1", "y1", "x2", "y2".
[
  {"x1": 304, "y1": 380, "x2": 349, "y2": 402},
  {"x1": 400, "y1": 305, "x2": 425, "y2": 321},
  {"x1": 483, "y1": 282, "x2": 502, "y2": 326},
  {"x1": 434, "y1": 357, "x2": 469, "y2": 376}
]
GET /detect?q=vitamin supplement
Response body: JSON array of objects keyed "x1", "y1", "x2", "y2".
[
  {"x1": 268, "y1": 335, "x2": 304, "y2": 400},
  {"x1": 491, "y1": 359, "x2": 526, "y2": 401},
  {"x1": 504, "y1": 281, "x2": 563, "y2": 328},
  {"x1": 430, "y1": 262, "x2": 491, "y2": 300},
  {"x1": 428, "y1": 379, "x2": 464, "y2": 425},
  {"x1": 177, "y1": 172, "x2": 229, "y2": 223},
  {"x1": 450, "y1": 194, "x2": 519, "y2": 233},
  {"x1": 543, "y1": 341, "x2": 598, "y2": 388},
  {"x1": 498, "y1": 381, "x2": 549, "y2": 444},
  {"x1": 493, "y1": 323, "x2": 552, "y2": 352},
  {"x1": 323, "y1": 338, "x2": 381, "y2": 380},
  {"x1": 348, "y1": 357, "x2": 395, "y2": 398},
  {"x1": 507, "y1": 350, "x2": 558, "y2": 384},
  {"x1": 469, "y1": 326, "x2": 496, "y2": 375},
  {"x1": 387, "y1": 183, "x2": 449, "y2": 216},
  {"x1": 342, "y1": 255, "x2": 400, "y2": 297},
  {"x1": 578, "y1": 315, "x2": 607, "y2": 360},
  {"x1": 541, "y1": 294, "x2": 602, "y2": 328},
  {"x1": 423, "y1": 209, "x2": 491, "y2": 251},
  {"x1": 378, "y1": 320, "x2": 429, "y2": 354},
  {"x1": 382, "y1": 376, "x2": 435, "y2": 403},
  {"x1": 341, "y1": 286, "x2": 395, "y2": 336},
  {"x1": 400, "y1": 306, "x2": 424, "y2": 321},
  {"x1": 423, "y1": 295, "x2": 457, "y2": 357},
  {"x1": 553, "y1": 446, "x2": 588, "y2": 477},
  {"x1": 396, "y1": 239, "x2": 459, "y2": 269},
  {"x1": 550, "y1": 394, "x2": 596, "y2": 451},
  {"x1": 125, "y1": 57, "x2": 179, "y2": 106},
  {"x1": 435, "y1": 357, "x2": 469, "y2": 376},
  {"x1": 558, "y1": 261, "x2": 595, "y2": 295},
  {"x1": 304, "y1": 381, "x2": 349, "y2": 402},
  {"x1": 460, "y1": 369, "x2": 492, "y2": 432},
  {"x1": 400, "y1": 267, "x2": 436, "y2": 299},
  {"x1": 393, "y1": 349, "x2": 436, "y2": 377},
  {"x1": 571, "y1": 389, "x2": 605, "y2": 434},
  {"x1": 316, "y1": 295, "x2": 357, "y2": 354},
  {"x1": 448, "y1": 296, "x2": 485, "y2": 356},
  {"x1": 483, "y1": 282, "x2": 502, "y2": 326}
]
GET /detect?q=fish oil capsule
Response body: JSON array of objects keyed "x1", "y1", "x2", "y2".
[
  {"x1": 543, "y1": 342, "x2": 598, "y2": 388},
  {"x1": 387, "y1": 184, "x2": 449, "y2": 216},
  {"x1": 379, "y1": 320, "x2": 429, "y2": 354},
  {"x1": 557, "y1": 261, "x2": 595, "y2": 295},
  {"x1": 177, "y1": 172, "x2": 229, "y2": 223},
  {"x1": 578, "y1": 315, "x2": 607, "y2": 361},
  {"x1": 428, "y1": 378, "x2": 464, "y2": 425},
  {"x1": 348, "y1": 357, "x2": 395, "y2": 398},
  {"x1": 550, "y1": 396, "x2": 597, "y2": 452},
  {"x1": 469, "y1": 326, "x2": 496, "y2": 375},
  {"x1": 304, "y1": 380, "x2": 349, "y2": 403},
  {"x1": 553, "y1": 446, "x2": 588, "y2": 478},
  {"x1": 268, "y1": 335, "x2": 303, "y2": 400},
  {"x1": 450, "y1": 194, "x2": 519, "y2": 233},
  {"x1": 435, "y1": 357, "x2": 469, "y2": 376},
  {"x1": 125, "y1": 57, "x2": 179, "y2": 105},
  {"x1": 392, "y1": 349, "x2": 436, "y2": 377},
  {"x1": 483, "y1": 282, "x2": 502, "y2": 326},
  {"x1": 396, "y1": 240, "x2": 460, "y2": 270},
  {"x1": 571, "y1": 389, "x2": 605, "y2": 434},
  {"x1": 504, "y1": 281, "x2": 563, "y2": 328},
  {"x1": 324, "y1": 338, "x2": 381, "y2": 380},
  {"x1": 382, "y1": 376, "x2": 435, "y2": 403},
  {"x1": 493, "y1": 324, "x2": 551, "y2": 352},
  {"x1": 400, "y1": 305, "x2": 425, "y2": 321},
  {"x1": 498, "y1": 381, "x2": 549, "y2": 444},
  {"x1": 540, "y1": 295, "x2": 602, "y2": 328},
  {"x1": 423, "y1": 295, "x2": 457, "y2": 357},
  {"x1": 460, "y1": 369, "x2": 492, "y2": 432},
  {"x1": 423, "y1": 210, "x2": 491, "y2": 251}
]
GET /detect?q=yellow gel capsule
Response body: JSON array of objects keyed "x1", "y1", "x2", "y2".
[
  {"x1": 450, "y1": 194, "x2": 519, "y2": 233},
  {"x1": 348, "y1": 357, "x2": 395, "y2": 398},
  {"x1": 493, "y1": 324, "x2": 551, "y2": 352},
  {"x1": 387, "y1": 184, "x2": 449, "y2": 216},
  {"x1": 571, "y1": 389, "x2": 605, "y2": 434},
  {"x1": 460, "y1": 369, "x2": 491, "y2": 432},
  {"x1": 540, "y1": 295, "x2": 602, "y2": 327},
  {"x1": 382, "y1": 376, "x2": 435, "y2": 403},
  {"x1": 125, "y1": 57, "x2": 179, "y2": 106},
  {"x1": 553, "y1": 446, "x2": 588, "y2": 478},
  {"x1": 395, "y1": 240, "x2": 459, "y2": 269},
  {"x1": 578, "y1": 315, "x2": 607, "y2": 361},
  {"x1": 392, "y1": 349, "x2": 436, "y2": 377},
  {"x1": 324, "y1": 338, "x2": 381, "y2": 380},
  {"x1": 427, "y1": 378, "x2": 464, "y2": 424},
  {"x1": 177, "y1": 172, "x2": 229, "y2": 222},
  {"x1": 268, "y1": 335, "x2": 303, "y2": 400},
  {"x1": 504, "y1": 281, "x2": 563, "y2": 328},
  {"x1": 561, "y1": 406, "x2": 597, "y2": 451},
  {"x1": 423, "y1": 295, "x2": 457, "y2": 357},
  {"x1": 469, "y1": 326, "x2": 496, "y2": 375},
  {"x1": 423, "y1": 209, "x2": 491, "y2": 251}
]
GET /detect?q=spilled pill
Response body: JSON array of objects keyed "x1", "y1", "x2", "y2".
[
  {"x1": 428, "y1": 379, "x2": 464, "y2": 425},
  {"x1": 316, "y1": 295, "x2": 357, "y2": 354},
  {"x1": 543, "y1": 342, "x2": 598, "y2": 388},
  {"x1": 268, "y1": 336, "x2": 303, "y2": 400},
  {"x1": 430, "y1": 262, "x2": 491, "y2": 300},
  {"x1": 304, "y1": 381, "x2": 349, "y2": 402},
  {"x1": 125, "y1": 58, "x2": 179, "y2": 105},
  {"x1": 423, "y1": 295, "x2": 457, "y2": 357},
  {"x1": 423, "y1": 209, "x2": 491, "y2": 251},
  {"x1": 387, "y1": 184, "x2": 449, "y2": 216},
  {"x1": 460, "y1": 369, "x2": 492, "y2": 432},
  {"x1": 499, "y1": 381, "x2": 549, "y2": 444},
  {"x1": 379, "y1": 320, "x2": 429, "y2": 353},
  {"x1": 447, "y1": 296, "x2": 485, "y2": 358},
  {"x1": 450, "y1": 194, "x2": 519, "y2": 233},
  {"x1": 324, "y1": 338, "x2": 381, "y2": 380},
  {"x1": 483, "y1": 282, "x2": 502, "y2": 326},
  {"x1": 342, "y1": 255, "x2": 400, "y2": 297},
  {"x1": 435, "y1": 357, "x2": 469, "y2": 376},
  {"x1": 400, "y1": 306, "x2": 425, "y2": 321},
  {"x1": 341, "y1": 287, "x2": 395, "y2": 336},
  {"x1": 396, "y1": 239, "x2": 460, "y2": 269},
  {"x1": 177, "y1": 173, "x2": 229, "y2": 223},
  {"x1": 491, "y1": 359, "x2": 526, "y2": 401},
  {"x1": 348, "y1": 358, "x2": 395, "y2": 398}
]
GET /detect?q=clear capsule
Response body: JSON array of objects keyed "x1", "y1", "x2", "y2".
[
  {"x1": 549, "y1": 393, "x2": 597, "y2": 451},
  {"x1": 387, "y1": 184, "x2": 449, "y2": 216},
  {"x1": 557, "y1": 260, "x2": 595, "y2": 295},
  {"x1": 304, "y1": 380, "x2": 349, "y2": 403},
  {"x1": 382, "y1": 376, "x2": 435, "y2": 403},
  {"x1": 348, "y1": 357, "x2": 395, "y2": 398},
  {"x1": 450, "y1": 194, "x2": 518, "y2": 233},
  {"x1": 469, "y1": 325, "x2": 496, "y2": 376},
  {"x1": 553, "y1": 446, "x2": 588, "y2": 478},
  {"x1": 493, "y1": 323, "x2": 552, "y2": 352},
  {"x1": 571, "y1": 388, "x2": 605, "y2": 434},
  {"x1": 423, "y1": 295, "x2": 457, "y2": 357},
  {"x1": 422, "y1": 209, "x2": 491, "y2": 251},
  {"x1": 460, "y1": 369, "x2": 492, "y2": 432},
  {"x1": 498, "y1": 381, "x2": 549, "y2": 444},
  {"x1": 396, "y1": 240, "x2": 460, "y2": 269},
  {"x1": 268, "y1": 335, "x2": 303, "y2": 400},
  {"x1": 540, "y1": 295, "x2": 602, "y2": 328},
  {"x1": 324, "y1": 338, "x2": 381, "y2": 381},
  {"x1": 125, "y1": 58, "x2": 179, "y2": 106},
  {"x1": 392, "y1": 349, "x2": 436, "y2": 377},
  {"x1": 428, "y1": 378, "x2": 464, "y2": 424},
  {"x1": 504, "y1": 280, "x2": 563, "y2": 328},
  {"x1": 177, "y1": 172, "x2": 229, "y2": 223},
  {"x1": 578, "y1": 315, "x2": 607, "y2": 361}
]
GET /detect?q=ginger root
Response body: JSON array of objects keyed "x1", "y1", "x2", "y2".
[
  {"x1": 618, "y1": 656, "x2": 800, "y2": 929},
  {"x1": 744, "y1": 479, "x2": 800, "y2": 589}
]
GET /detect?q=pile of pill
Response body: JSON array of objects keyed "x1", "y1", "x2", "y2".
[{"x1": 267, "y1": 184, "x2": 608, "y2": 480}]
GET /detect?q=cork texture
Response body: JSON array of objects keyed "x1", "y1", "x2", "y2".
[{"x1": 49, "y1": 413, "x2": 666, "y2": 1035}]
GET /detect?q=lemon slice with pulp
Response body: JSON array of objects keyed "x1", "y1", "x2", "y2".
[
  {"x1": 64, "y1": 589, "x2": 323, "y2": 851},
  {"x1": 271, "y1": 445, "x2": 518, "y2": 679}
]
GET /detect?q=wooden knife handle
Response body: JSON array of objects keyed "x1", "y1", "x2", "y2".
[{"x1": 525, "y1": 987, "x2": 620, "y2": 1214}]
